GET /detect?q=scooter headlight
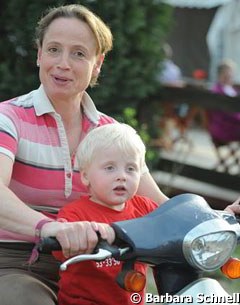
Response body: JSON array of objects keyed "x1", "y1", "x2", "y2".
[
  {"x1": 191, "y1": 232, "x2": 236, "y2": 270},
  {"x1": 183, "y1": 220, "x2": 237, "y2": 271}
]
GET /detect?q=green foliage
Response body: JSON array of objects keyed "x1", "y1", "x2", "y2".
[
  {"x1": 115, "y1": 107, "x2": 159, "y2": 169},
  {"x1": 86, "y1": 0, "x2": 173, "y2": 115},
  {"x1": 0, "y1": 0, "x2": 57, "y2": 99}
]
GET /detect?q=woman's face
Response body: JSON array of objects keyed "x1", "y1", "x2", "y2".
[{"x1": 37, "y1": 17, "x2": 103, "y2": 103}]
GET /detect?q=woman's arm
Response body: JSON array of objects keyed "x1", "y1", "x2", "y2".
[
  {"x1": 0, "y1": 154, "x2": 45, "y2": 236},
  {"x1": 137, "y1": 172, "x2": 168, "y2": 205}
]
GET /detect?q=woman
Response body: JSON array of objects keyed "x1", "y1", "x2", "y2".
[
  {"x1": 207, "y1": 59, "x2": 240, "y2": 172},
  {"x1": 208, "y1": 59, "x2": 240, "y2": 144},
  {"x1": 0, "y1": 4, "x2": 167, "y2": 305}
]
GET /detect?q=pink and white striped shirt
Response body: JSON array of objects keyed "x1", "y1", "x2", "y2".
[{"x1": 0, "y1": 85, "x2": 115, "y2": 241}]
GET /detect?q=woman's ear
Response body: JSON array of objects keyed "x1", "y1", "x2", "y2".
[
  {"x1": 93, "y1": 54, "x2": 105, "y2": 77},
  {"x1": 37, "y1": 49, "x2": 42, "y2": 67},
  {"x1": 81, "y1": 170, "x2": 90, "y2": 187}
]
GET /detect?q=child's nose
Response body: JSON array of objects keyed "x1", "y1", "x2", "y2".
[{"x1": 116, "y1": 170, "x2": 126, "y2": 181}]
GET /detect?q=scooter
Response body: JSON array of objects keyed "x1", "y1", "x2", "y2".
[{"x1": 40, "y1": 193, "x2": 240, "y2": 305}]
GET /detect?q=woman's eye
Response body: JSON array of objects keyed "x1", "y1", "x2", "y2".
[
  {"x1": 73, "y1": 50, "x2": 84, "y2": 58},
  {"x1": 48, "y1": 47, "x2": 59, "y2": 54}
]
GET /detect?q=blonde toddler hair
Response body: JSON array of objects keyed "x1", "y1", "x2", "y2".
[{"x1": 77, "y1": 123, "x2": 146, "y2": 171}]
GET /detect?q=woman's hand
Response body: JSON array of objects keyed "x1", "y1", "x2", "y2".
[
  {"x1": 41, "y1": 221, "x2": 115, "y2": 258},
  {"x1": 90, "y1": 221, "x2": 115, "y2": 244},
  {"x1": 224, "y1": 197, "x2": 240, "y2": 215}
]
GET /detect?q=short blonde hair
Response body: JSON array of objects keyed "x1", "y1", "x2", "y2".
[
  {"x1": 77, "y1": 123, "x2": 146, "y2": 171},
  {"x1": 35, "y1": 4, "x2": 113, "y2": 86}
]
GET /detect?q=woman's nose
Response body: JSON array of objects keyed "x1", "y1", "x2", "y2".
[{"x1": 57, "y1": 52, "x2": 70, "y2": 69}]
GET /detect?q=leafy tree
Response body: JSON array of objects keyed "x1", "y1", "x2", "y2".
[
  {"x1": 0, "y1": 0, "x2": 58, "y2": 99},
  {"x1": 86, "y1": 0, "x2": 173, "y2": 115}
]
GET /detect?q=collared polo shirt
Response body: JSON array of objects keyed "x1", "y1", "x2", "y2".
[{"x1": 0, "y1": 85, "x2": 115, "y2": 241}]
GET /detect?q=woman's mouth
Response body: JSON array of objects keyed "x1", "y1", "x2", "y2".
[{"x1": 53, "y1": 75, "x2": 71, "y2": 84}]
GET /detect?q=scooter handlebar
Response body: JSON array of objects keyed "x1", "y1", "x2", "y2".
[
  {"x1": 38, "y1": 236, "x2": 126, "y2": 260},
  {"x1": 38, "y1": 236, "x2": 129, "y2": 271},
  {"x1": 38, "y1": 237, "x2": 61, "y2": 253}
]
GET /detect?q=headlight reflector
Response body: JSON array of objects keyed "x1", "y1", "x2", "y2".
[{"x1": 185, "y1": 231, "x2": 236, "y2": 271}]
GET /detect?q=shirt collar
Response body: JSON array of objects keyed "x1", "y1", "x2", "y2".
[
  {"x1": 33, "y1": 85, "x2": 100, "y2": 125},
  {"x1": 34, "y1": 85, "x2": 55, "y2": 116}
]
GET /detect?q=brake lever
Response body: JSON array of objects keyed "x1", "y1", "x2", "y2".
[
  {"x1": 60, "y1": 247, "x2": 130, "y2": 271},
  {"x1": 60, "y1": 248, "x2": 112, "y2": 271}
]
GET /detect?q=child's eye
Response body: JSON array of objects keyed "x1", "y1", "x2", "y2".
[
  {"x1": 127, "y1": 166, "x2": 136, "y2": 172},
  {"x1": 105, "y1": 165, "x2": 114, "y2": 171}
]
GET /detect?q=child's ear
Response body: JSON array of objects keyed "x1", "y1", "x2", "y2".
[{"x1": 81, "y1": 170, "x2": 90, "y2": 187}]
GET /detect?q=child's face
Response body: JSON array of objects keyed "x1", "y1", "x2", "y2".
[{"x1": 81, "y1": 145, "x2": 142, "y2": 211}]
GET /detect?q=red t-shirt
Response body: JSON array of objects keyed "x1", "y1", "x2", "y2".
[{"x1": 54, "y1": 195, "x2": 158, "y2": 305}]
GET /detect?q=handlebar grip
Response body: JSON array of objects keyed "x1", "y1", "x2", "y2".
[
  {"x1": 39, "y1": 237, "x2": 121, "y2": 258},
  {"x1": 38, "y1": 237, "x2": 61, "y2": 253}
]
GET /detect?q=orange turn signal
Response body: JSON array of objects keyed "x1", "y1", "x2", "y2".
[
  {"x1": 124, "y1": 270, "x2": 146, "y2": 292},
  {"x1": 221, "y1": 257, "x2": 240, "y2": 279}
]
